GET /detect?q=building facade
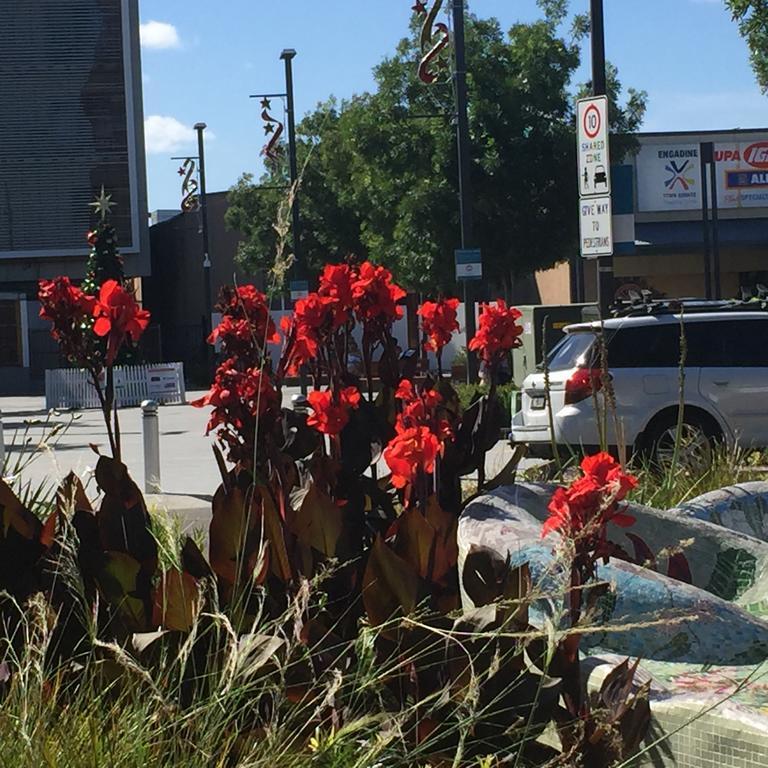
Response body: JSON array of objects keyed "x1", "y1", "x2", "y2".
[
  {"x1": 0, "y1": 0, "x2": 149, "y2": 393},
  {"x1": 144, "y1": 192, "x2": 261, "y2": 385},
  {"x1": 615, "y1": 128, "x2": 768, "y2": 299}
]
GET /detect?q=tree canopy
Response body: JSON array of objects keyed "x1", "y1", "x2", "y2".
[
  {"x1": 226, "y1": 4, "x2": 646, "y2": 295},
  {"x1": 726, "y1": 1, "x2": 768, "y2": 92}
]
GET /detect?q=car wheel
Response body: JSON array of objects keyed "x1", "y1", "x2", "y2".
[{"x1": 642, "y1": 412, "x2": 721, "y2": 475}]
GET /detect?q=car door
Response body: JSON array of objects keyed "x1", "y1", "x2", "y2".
[
  {"x1": 606, "y1": 320, "x2": 700, "y2": 447},
  {"x1": 691, "y1": 317, "x2": 768, "y2": 448}
]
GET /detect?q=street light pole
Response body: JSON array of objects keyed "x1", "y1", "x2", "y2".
[
  {"x1": 452, "y1": 0, "x2": 478, "y2": 383},
  {"x1": 281, "y1": 49, "x2": 302, "y2": 277},
  {"x1": 194, "y1": 122, "x2": 214, "y2": 373},
  {"x1": 590, "y1": 0, "x2": 613, "y2": 314}
]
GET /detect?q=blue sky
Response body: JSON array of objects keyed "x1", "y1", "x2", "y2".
[{"x1": 138, "y1": 0, "x2": 768, "y2": 212}]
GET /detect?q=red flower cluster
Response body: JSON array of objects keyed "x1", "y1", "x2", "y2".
[
  {"x1": 384, "y1": 426, "x2": 441, "y2": 490},
  {"x1": 383, "y1": 380, "x2": 451, "y2": 491},
  {"x1": 351, "y1": 261, "x2": 406, "y2": 326},
  {"x1": 93, "y1": 280, "x2": 151, "y2": 365},
  {"x1": 38, "y1": 277, "x2": 97, "y2": 365},
  {"x1": 468, "y1": 300, "x2": 523, "y2": 365},
  {"x1": 191, "y1": 359, "x2": 279, "y2": 462},
  {"x1": 306, "y1": 386, "x2": 361, "y2": 435},
  {"x1": 210, "y1": 285, "x2": 280, "y2": 358},
  {"x1": 418, "y1": 297, "x2": 460, "y2": 354},
  {"x1": 543, "y1": 452, "x2": 637, "y2": 542},
  {"x1": 277, "y1": 261, "x2": 406, "y2": 378},
  {"x1": 280, "y1": 292, "x2": 337, "y2": 375},
  {"x1": 318, "y1": 263, "x2": 356, "y2": 330}
]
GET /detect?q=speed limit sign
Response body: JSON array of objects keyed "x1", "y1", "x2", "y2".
[{"x1": 577, "y1": 96, "x2": 610, "y2": 198}]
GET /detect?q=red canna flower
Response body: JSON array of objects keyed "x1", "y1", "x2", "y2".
[
  {"x1": 38, "y1": 276, "x2": 96, "y2": 325},
  {"x1": 468, "y1": 300, "x2": 523, "y2": 365},
  {"x1": 210, "y1": 284, "x2": 280, "y2": 356},
  {"x1": 38, "y1": 277, "x2": 98, "y2": 366},
  {"x1": 394, "y1": 378, "x2": 451, "y2": 440},
  {"x1": 294, "y1": 292, "x2": 336, "y2": 334},
  {"x1": 542, "y1": 452, "x2": 637, "y2": 540},
  {"x1": 383, "y1": 425, "x2": 441, "y2": 489},
  {"x1": 351, "y1": 261, "x2": 406, "y2": 325},
  {"x1": 418, "y1": 297, "x2": 460, "y2": 354},
  {"x1": 92, "y1": 280, "x2": 150, "y2": 365},
  {"x1": 318, "y1": 263, "x2": 356, "y2": 330},
  {"x1": 191, "y1": 360, "x2": 279, "y2": 463},
  {"x1": 306, "y1": 386, "x2": 361, "y2": 435}
]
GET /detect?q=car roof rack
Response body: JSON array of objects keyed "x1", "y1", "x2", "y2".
[{"x1": 609, "y1": 291, "x2": 768, "y2": 318}]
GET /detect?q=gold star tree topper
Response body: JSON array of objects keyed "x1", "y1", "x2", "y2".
[{"x1": 90, "y1": 186, "x2": 116, "y2": 222}]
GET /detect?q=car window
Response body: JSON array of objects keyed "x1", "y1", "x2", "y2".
[
  {"x1": 545, "y1": 331, "x2": 596, "y2": 371},
  {"x1": 685, "y1": 319, "x2": 768, "y2": 367},
  {"x1": 607, "y1": 323, "x2": 682, "y2": 368}
]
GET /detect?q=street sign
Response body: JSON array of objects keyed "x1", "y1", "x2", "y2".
[
  {"x1": 290, "y1": 280, "x2": 309, "y2": 301},
  {"x1": 455, "y1": 249, "x2": 482, "y2": 281},
  {"x1": 579, "y1": 195, "x2": 613, "y2": 258},
  {"x1": 577, "y1": 96, "x2": 610, "y2": 198}
]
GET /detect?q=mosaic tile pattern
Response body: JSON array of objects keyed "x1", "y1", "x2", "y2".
[{"x1": 459, "y1": 481, "x2": 768, "y2": 768}]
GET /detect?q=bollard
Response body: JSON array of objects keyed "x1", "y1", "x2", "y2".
[
  {"x1": 141, "y1": 400, "x2": 161, "y2": 494},
  {"x1": 0, "y1": 409, "x2": 5, "y2": 472}
]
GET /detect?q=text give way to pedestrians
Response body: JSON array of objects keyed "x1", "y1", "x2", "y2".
[{"x1": 577, "y1": 95, "x2": 613, "y2": 258}]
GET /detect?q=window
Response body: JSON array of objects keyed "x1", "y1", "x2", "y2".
[
  {"x1": 546, "y1": 332, "x2": 597, "y2": 371},
  {"x1": 0, "y1": 300, "x2": 21, "y2": 367},
  {"x1": 685, "y1": 319, "x2": 768, "y2": 367},
  {"x1": 607, "y1": 323, "x2": 683, "y2": 368}
]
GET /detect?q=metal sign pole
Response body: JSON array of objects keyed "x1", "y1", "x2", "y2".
[
  {"x1": 590, "y1": 0, "x2": 613, "y2": 312},
  {"x1": 700, "y1": 142, "x2": 713, "y2": 300}
]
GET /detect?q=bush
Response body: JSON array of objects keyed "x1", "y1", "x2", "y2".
[{"x1": 454, "y1": 381, "x2": 517, "y2": 427}]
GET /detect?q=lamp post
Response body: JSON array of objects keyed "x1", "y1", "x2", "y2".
[
  {"x1": 280, "y1": 49, "x2": 302, "y2": 277},
  {"x1": 252, "y1": 51, "x2": 306, "y2": 392},
  {"x1": 194, "y1": 122, "x2": 214, "y2": 373},
  {"x1": 451, "y1": 0, "x2": 479, "y2": 383}
]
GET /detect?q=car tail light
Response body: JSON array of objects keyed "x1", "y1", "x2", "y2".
[{"x1": 565, "y1": 368, "x2": 603, "y2": 405}]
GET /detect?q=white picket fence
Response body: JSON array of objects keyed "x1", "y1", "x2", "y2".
[{"x1": 45, "y1": 363, "x2": 186, "y2": 410}]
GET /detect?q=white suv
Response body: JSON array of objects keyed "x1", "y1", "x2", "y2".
[{"x1": 511, "y1": 306, "x2": 768, "y2": 465}]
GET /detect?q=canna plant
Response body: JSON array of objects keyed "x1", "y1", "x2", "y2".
[
  {"x1": 0, "y1": 254, "x2": 651, "y2": 765},
  {"x1": 37, "y1": 203, "x2": 150, "y2": 461}
]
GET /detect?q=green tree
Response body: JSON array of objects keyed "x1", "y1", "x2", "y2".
[
  {"x1": 726, "y1": 1, "x2": 768, "y2": 91},
  {"x1": 227, "y1": 5, "x2": 646, "y2": 294}
]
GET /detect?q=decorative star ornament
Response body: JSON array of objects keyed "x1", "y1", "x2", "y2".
[
  {"x1": 264, "y1": 123, "x2": 275, "y2": 134},
  {"x1": 412, "y1": 0, "x2": 427, "y2": 14},
  {"x1": 260, "y1": 97, "x2": 272, "y2": 110},
  {"x1": 89, "y1": 186, "x2": 115, "y2": 222},
  {"x1": 178, "y1": 166, "x2": 186, "y2": 176}
]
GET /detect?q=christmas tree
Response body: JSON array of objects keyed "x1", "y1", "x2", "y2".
[{"x1": 81, "y1": 186, "x2": 125, "y2": 295}]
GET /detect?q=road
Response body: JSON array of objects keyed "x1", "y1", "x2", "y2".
[{"x1": 0, "y1": 390, "x2": 522, "y2": 499}]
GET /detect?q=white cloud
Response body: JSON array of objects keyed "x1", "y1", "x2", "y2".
[
  {"x1": 140, "y1": 21, "x2": 181, "y2": 50},
  {"x1": 144, "y1": 116, "x2": 216, "y2": 154}
]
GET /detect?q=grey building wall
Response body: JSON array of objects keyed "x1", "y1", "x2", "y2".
[
  {"x1": 0, "y1": 0, "x2": 149, "y2": 393},
  {"x1": 145, "y1": 192, "x2": 262, "y2": 384}
]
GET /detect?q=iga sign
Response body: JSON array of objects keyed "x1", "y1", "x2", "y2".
[{"x1": 636, "y1": 137, "x2": 768, "y2": 212}]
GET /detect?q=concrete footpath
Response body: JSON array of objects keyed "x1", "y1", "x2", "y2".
[{"x1": 0, "y1": 391, "x2": 520, "y2": 536}]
